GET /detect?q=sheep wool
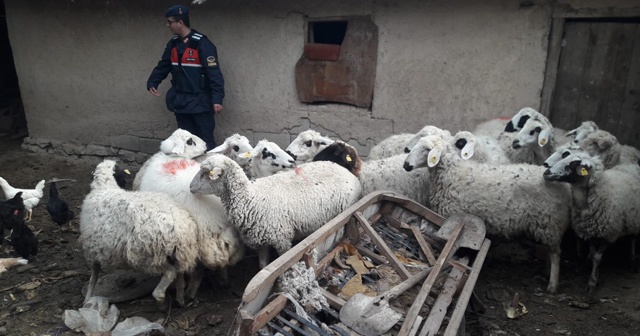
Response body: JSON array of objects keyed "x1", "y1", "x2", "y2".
[
  {"x1": 80, "y1": 160, "x2": 199, "y2": 304},
  {"x1": 367, "y1": 133, "x2": 413, "y2": 160},
  {"x1": 191, "y1": 154, "x2": 362, "y2": 268}
]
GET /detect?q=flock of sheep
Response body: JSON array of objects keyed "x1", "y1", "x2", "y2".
[{"x1": 78, "y1": 107, "x2": 640, "y2": 307}]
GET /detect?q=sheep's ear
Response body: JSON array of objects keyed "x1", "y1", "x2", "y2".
[
  {"x1": 316, "y1": 136, "x2": 333, "y2": 147},
  {"x1": 208, "y1": 167, "x2": 223, "y2": 180},
  {"x1": 597, "y1": 136, "x2": 615, "y2": 150},
  {"x1": 208, "y1": 142, "x2": 229, "y2": 154},
  {"x1": 460, "y1": 140, "x2": 475, "y2": 160},
  {"x1": 538, "y1": 128, "x2": 551, "y2": 147},
  {"x1": 172, "y1": 142, "x2": 185, "y2": 155},
  {"x1": 428, "y1": 146, "x2": 443, "y2": 167},
  {"x1": 566, "y1": 128, "x2": 578, "y2": 136}
]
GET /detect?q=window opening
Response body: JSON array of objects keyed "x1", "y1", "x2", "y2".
[{"x1": 309, "y1": 21, "x2": 348, "y2": 45}]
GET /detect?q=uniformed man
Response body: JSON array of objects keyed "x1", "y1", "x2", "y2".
[{"x1": 147, "y1": 4, "x2": 224, "y2": 150}]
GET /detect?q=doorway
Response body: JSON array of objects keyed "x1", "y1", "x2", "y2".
[{"x1": 0, "y1": 0, "x2": 27, "y2": 138}]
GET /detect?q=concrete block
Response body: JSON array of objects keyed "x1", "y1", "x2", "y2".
[
  {"x1": 109, "y1": 135, "x2": 140, "y2": 152},
  {"x1": 85, "y1": 144, "x2": 111, "y2": 156},
  {"x1": 139, "y1": 137, "x2": 161, "y2": 154},
  {"x1": 61, "y1": 143, "x2": 86, "y2": 156}
]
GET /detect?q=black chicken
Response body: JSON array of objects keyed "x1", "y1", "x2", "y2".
[
  {"x1": 9, "y1": 219, "x2": 38, "y2": 259},
  {"x1": 0, "y1": 192, "x2": 25, "y2": 245},
  {"x1": 46, "y1": 182, "x2": 75, "y2": 228}
]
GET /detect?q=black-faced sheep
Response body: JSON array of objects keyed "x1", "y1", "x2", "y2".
[
  {"x1": 404, "y1": 135, "x2": 572, "y2": 293},
  {"x1": 543, "y1": 152, "x2": 640, "y2": 291}
]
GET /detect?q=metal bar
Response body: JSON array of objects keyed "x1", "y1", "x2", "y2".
[
  {"x1": 268, "y1": 321, "x2": 295, "y2": 336},
  {"x1": 276, "y1": 315, "x2": 308, "y2": 335},
  {"x1": 282, "y1": 308, "x2": 331, "y2": 336}
]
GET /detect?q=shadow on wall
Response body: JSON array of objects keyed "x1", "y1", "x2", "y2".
[{"x1": 0, "y1": 0, "x2": 27, "y2": 139}]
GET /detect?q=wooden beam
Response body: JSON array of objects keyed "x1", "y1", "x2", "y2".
[
  {"x1": 249, "y1": 294, "x2": 288, "y2": 334},
  {"x1": 411, "y1": 225, "x2": 438, "y2": 266},
  {"x1": 540, "y1": 17, "x2": 565, "y2": 118},
  {"x1": 354, "y1": 211, "x2": 412, "y2": 280}
]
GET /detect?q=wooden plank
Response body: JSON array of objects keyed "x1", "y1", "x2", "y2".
[
  {"x1": 355, "y1": 243, "x2": 389, "y2": 265},
  {"x1": 320, "y1": 288, "x2": 346, "y2": 310},
  {"x1": 354, "y1": 211, "x2": 412, "y2": 280},
  {"x1": 418, "y1": 257, "x2": 469, "y2": 336},
  {"x1": 550, "y1": 20, "x2": 591, "y2": 129},
  {"x1": 579, "y1": 22, "x2": 616, "y2": 125},
  {"x1": 408, "y1": 315, "x2": 424, "y2": 336},
  {"x1": 250, "y1": 294, "x2": 288, "y2": 334},
  {"x1": 598, "y1": 23, "x2": 632, "y2": 133},
  {"x1": 443, "y1": 239, "x2": 492, "y2": 336},
  {"x1": 397, "y1": 220, "x2": 465, "y2": 336},
  {"x1": 314, "y1": 245, "x2": 344, "y2": 276},
  {"x1": 411, "y1": 225, "x2": 437, "y2": 266},
  {"x1": 380, "y1": 193, "x2": 445, "y2": 226},
  {"x1": 242, "y1": 191, "x2": 387, "y2": 305},
  {"x1": 541, "y1": 18, "x2": 565, "y2": 118},
  {"x1": 618, "y1": 23, "x2": 640, "y2": 148}
]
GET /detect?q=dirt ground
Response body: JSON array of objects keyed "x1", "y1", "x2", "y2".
[{"x1": 0, "y1": 134, "x2": 639, "y2": 336}]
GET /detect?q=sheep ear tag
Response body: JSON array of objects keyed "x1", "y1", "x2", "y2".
[
  {"x1": 124, "y1": 169, "x2": 131, "y2": 175},
  {"x1": 243, "y1": 151, "x2": 251, "y2": 158},
  {"x1": 208, "y1": 167, "x2": 223, "y2": 180},
  {"x1": 538, "y1": 129, "x2": 551, "y2": 147},
  {"x1": 428, "y1": 146, "x2": 442, "y2": 167},
  {"x1": 346, "y1": 154, "x2": 352, "y2": 162},
  {"x1": 461, "y1": 141, "x2": 475, "y2": 160},
  {"x1": 578, "y1": 167, "x2": 589, "y2": 176}
]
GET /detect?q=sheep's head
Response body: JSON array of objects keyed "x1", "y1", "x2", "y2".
[
  {"x1": 251, "y1": 140, "x2": 296, "y2": 178},
  {"x1": 286, "y1": 129, "x2": 334, "y2": 163},
  {"x1": 579, "y1": 130, "x2": 618, "y2": 155},
  {"x1": 512, "y1": 115, "x2": 553, "y2": 149},
  {"x1": 91, "y1": 159, "x2": 129, "y2": 190},
  {"x1": 452, "y1": 131, "x2": 478, "y2": 160},
  {"x1": 208, "y1": 134, "x2": 253, "y2": 167},
  {"x1": 567, "y1": 121, "x2": 599, "y2": 144},
  {"x1": 543, "y1": 142, "x2": 584, "y2": 168},
  {"x1": 404, "y1": 125, "x2": 451, "y2": 153},
  {"x1": 543, "y1": 151, "x2": 597, "y2": 186},
  {"x1": 160, "y1": 129, "x2": 207, "y2": 159},
  {"x1": 312, "y1": 141, "x2": 362, "y2": 177},
  {"x1": 404, "y1": 135, "x2": 449, "y2": 171},
  {"x1": 190, "y1": 154, "x2": 232, "y2": 196},
  {"x1": 504, "y1": 107, "x2": 539, "y2": 133}
]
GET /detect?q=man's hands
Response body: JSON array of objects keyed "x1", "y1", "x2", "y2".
[
  {"x1": 148, "y1": 87, "x2": 161, "y2": 97},
  {"x1": 214, "y1": 104, "x2": 223, "y2": 114}
]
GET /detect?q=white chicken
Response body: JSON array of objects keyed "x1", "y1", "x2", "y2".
[{"x1": 0, "y1": 177, "x2": 45, "y2": 222}]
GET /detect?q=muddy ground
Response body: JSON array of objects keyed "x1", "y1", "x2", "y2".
[{"x1": 0, "y1": 134, "x2": 639, "y2": 336}]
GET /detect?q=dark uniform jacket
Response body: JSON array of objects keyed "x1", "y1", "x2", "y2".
[{"x1": 147, "y1": 29, "x2": 225, "y2": 114}]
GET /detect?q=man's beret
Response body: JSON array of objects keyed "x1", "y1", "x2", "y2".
[{"x1": 165, "y1": 5, "x2": 189, "y2": 17}]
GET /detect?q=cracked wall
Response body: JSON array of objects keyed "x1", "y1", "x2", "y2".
[{"x1": 8, "y1": 0, "x2": 553, "y2": 158}]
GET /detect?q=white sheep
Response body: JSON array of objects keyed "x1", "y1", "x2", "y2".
[
  {"x1": 313, "y1": 141, "x2": 431, "y2": 207},
  {"x1": 205, "y1": 133, "x2": 254, "y2": 169},
  {"x1": 566, "y1": 121, "x2": 599, "y2": 144},
  {"x1": 472, "y1": 117, "x2": 510, "y2": 138},
  {"x1": 451, "y1": 131, "x2": 510, "y2": 164},
  {"x1": 404, "y1": 135, "x2": 572, "y2": 293},
  {"x1": 285, "y1": 129, "x2": 334, "y2": 163},
  {"x1": 367, "y1": 133, "x2": 414, "y2": 160},
  {"x1": 403, "y1": 125, "x2": 452, "y2": 154},
  {"x1": 133, "y1": 129, "x2": 209, "y2": 190},
  {"x1": 80, "y1": 160, "x2": 199, "y2": 305},
  {"x1": 543, "y1": 152, "x2": 640, "y2": 291},
  {"x1": 137, "y1": 132, "x2": 245, "y2": 299},
  {"x1": 189, "y1": 154, "x2": 362, "y2": 269},
  {"x1": 576, "y1": 130, "x2": 640, "y2": 168},
  {"x1": 502, "y1": 111, "x2": 569, "y2": 165},
  {"x1": 248, "y1": 140, "x2": 296, "y2": 179}
]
